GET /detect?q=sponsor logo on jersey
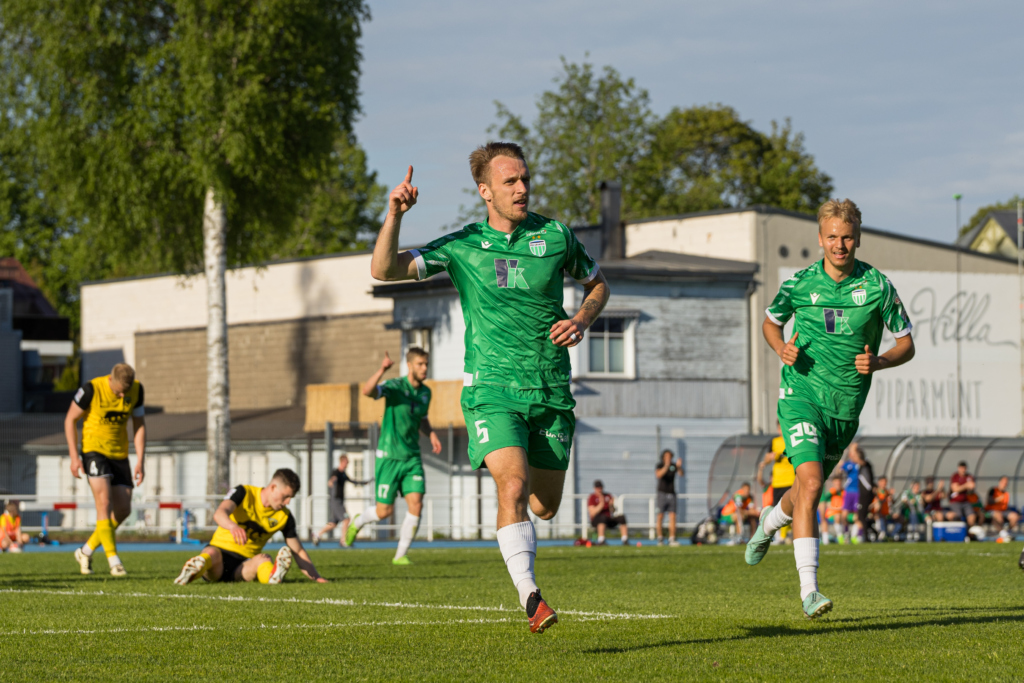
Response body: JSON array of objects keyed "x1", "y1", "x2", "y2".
[
  {"x1": 494, "y1": 259, "x2": 529, "y2": 289},
  {"x1": 529, "y1": 239, "x2": 547, "y2": 257},
  {"x1": 481, "y1": 240, "x2": 493, "y2": 249},
  {"x1": 810, "y1": 293, "x2": 820, "y2": 304},
  {"x1": 852, "y1": 288, "x2": 866, "y2": 305}
]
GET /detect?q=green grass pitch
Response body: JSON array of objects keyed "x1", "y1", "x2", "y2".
[{"x1": 1, "y1": 543, "x2": 1023, "y2": 681}]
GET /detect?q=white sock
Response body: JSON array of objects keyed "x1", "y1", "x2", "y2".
[
  {"x1": 108, "y1": 554, "x2": 122, "y2": 567},
  {"x1": 793, "y1": 538, "x2": 819, "y2": 599},
  {"x1": 597, "y1": 535, "x2": 605, "y2": 543},
  {"x1": 496, "y1": 521, "x2": 538, "y2": 609},
  {"x1": 81, "y1": 544, "x2": 94, "y2": 557},
  {"x1": 763, "y1": 505, "x2": 793, "y2": 536},
  {"x1": 394, "y1": 514, "x2": 419, "y2": 560},
  {"x1": 354, "y1": 508, "x2": 380, "y2": 531}
]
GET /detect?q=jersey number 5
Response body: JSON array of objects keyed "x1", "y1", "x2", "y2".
[
  {"x1": 475, "y1": 420, "x2": 490, "y2": 444},
  {"x1": 788, "y1": 422, "x2": 819, "y2": 446}
]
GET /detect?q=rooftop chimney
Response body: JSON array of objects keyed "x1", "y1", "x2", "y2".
[{"x1": 600, "y1": 181, "x2": 623, "y2": 260}]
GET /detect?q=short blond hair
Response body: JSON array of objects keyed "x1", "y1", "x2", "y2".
[
  {"x1": 469, "y1": 142, "x2": 525, "y2": 186},
  {"x1": 111, "y1": 363, "x2": 135, "y2": 387},
  {"x1": 818, "y1": 199, "x2": 862, "y2": 232}
]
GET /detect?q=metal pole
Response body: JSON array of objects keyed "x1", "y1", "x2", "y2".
[
  {"x1": 1019, "y1": 201, "x2": 1024, "y2": 435},
  {"x1": 447, "y1": 423, "x2": 454, "y2": 541},
  {"x1": 954, "y1": 194, "x2": 962, "y2": 436}
]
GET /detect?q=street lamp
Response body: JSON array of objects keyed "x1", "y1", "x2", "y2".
[{"x1": 953, "y1": 193, "x2": 962, "y2": 437}]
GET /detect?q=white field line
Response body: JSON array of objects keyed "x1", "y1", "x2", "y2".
[
  {"x1": 0, "y1": 588, "x2": 670, "y2": 620},
  {"x1": 0, "y1": 619, "x2": 519, "y2": 637}
]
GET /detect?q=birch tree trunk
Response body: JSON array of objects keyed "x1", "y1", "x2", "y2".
[{"x1": 204, "y1": 187, "x2": 231, "y2": 496}]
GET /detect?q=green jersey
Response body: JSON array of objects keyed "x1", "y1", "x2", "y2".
[
  {"x1": 376, "y1": 377, "x2": 431, "y2": 461},
  {"x1": 766, "y1": 259, "x2": 912, "y2": 420},
  {"x1": 412, "y1": 212, "x2": 599, "y2": 389}
]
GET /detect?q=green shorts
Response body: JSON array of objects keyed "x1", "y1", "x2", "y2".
[
  {"x1": 461, "y1": 384, "x2": 575, "y2": 471},
  {"x1": 719, "y1": 514, "x2": 736, "y2": 525},
  {"x1": 374, "y1": 456, "x2": 425, "y2": 505},
  {"x1": 777, "y1": 398, "x2": 858, "y2": 479}
]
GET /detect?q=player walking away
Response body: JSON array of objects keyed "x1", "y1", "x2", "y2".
[
  {"x1": 655, "y1": 450, "x2": 682, "y2": 546},
  {"x1": 313, "y1": 454, "x2": 372, "y2": 547},
  {"x1": 587, "y1": 480, "x2": 630, "y2": 545},
  {"x1": 1, "y1": 501, "x2": 29, "y2": 552},
  {"x1": 838, "y1": 455, "x2": 859, "y2": 544},
  {"x1": 719, "y1": 483, "x2": 757, "y2": 542},
  {"x1": 369, "y1": 142, "x2": 610, "y2": 633},
  {"x1": 758, "y1": 424, "x2": 795, "y2": 543},
  {"x1": 174, "y1": 469, "x2": 326, "y2": 585},
  {"x1": 745, "y1": 199, "x2": 915, "y2": 619},
  {"x1": 346, "y1": 348, "x2": 442, "y2": 565},
  {"x1": 64, "y1": 363, "x2": 146, "y2": 577}
]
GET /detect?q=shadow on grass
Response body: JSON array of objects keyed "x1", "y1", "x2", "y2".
[{"x1": 584, "y1": 608, "x2": 1024, "y2": 654}]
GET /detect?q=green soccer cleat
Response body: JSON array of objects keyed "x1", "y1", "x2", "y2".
[
  {"x1": 745, "y1": 505, "x2": 774, "y2": 566},
  {"x1": 802, "y1": 591, "x2": 833, "y2": 619},
  {"x1": 345, "y1": 516, "x2": 360, "y2": 547},
  {"x1": 392, "y1": 556, "x2": 412, "y2": 566}
]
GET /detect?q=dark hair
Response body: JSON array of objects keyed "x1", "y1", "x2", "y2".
[
  {"x1": 406, "y1": 347, "x2": 429, "y2": 362},
  {"x1": 469, "y1": 141, "x2": 526, "y2": 185},
  {"x1": 661, "y1": 449, "x2": 674, "y2": 460},
  {"x1": 593, "y1": 480, "x2": 604, "y2": 489},
  {"x1": 740, "y1": 481, "x2": 750, "y2": 488},
  {"x1": 958, "y1": 461, "x2": 968, "y2": 468},
  {"x1": 271, "y1": 468, "x2": 301, "y2": 494}
]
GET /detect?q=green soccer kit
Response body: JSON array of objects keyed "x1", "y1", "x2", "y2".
[
  {"x1": 766, "y1": 259, "x2": 912, "y2": 476},
  {"x1": 411, "y1": 212, "x2": 599, "y2": 470},
  {"x1": 374, "y1": 376, "x2": 431, "y2": 504}
]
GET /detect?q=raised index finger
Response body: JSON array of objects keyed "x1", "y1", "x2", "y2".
[{"x1": 404, "y1": 165, "x2": 414, "y2": 184}]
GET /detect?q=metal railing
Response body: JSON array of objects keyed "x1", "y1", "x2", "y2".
[{"x1": 12, "y1": 491, "x2": 710, "y2": 543}]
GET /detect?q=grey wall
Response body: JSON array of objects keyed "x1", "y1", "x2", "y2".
[
  {"x1": 0, "y1": 330, "x2": 22, "y2": 412},
  {"x1": 607, "y1": 280, "x2": 749, "y2": 382}
]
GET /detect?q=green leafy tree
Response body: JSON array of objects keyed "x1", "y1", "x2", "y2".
[
  {"x1": 1, "y1": 0, "x2": 370, "y2": 494},
  {"x1": 488, "y1": 59, "x2": 832, "y2": 226},
  {"x1": 960, "y1": 195, "x2": 1024, "y2": 237},
  {"x1": 492, "y1": 58, "x2": 653, "y2": 226}
]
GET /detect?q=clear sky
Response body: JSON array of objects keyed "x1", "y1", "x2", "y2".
[{"x1": 354, "y1": 0, "x2": 1024, "y2": 248}]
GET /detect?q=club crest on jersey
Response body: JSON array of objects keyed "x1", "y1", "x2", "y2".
[
  {"x1": 810, "y1": 293, "x2": 820, "y2": 304},
  {"x1": 529, "y1": 239, "x2": 546, "y2": 257},
  {"x1": 852, "y1": 288, "x2": 866, "y2": 305}
]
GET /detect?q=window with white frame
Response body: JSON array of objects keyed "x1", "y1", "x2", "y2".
[{"x1": 583, "y1": 315, "x2": 636, "y2": 378}]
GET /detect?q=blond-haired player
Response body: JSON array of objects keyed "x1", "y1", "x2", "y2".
[
  {"x1": 64, "y1": 363, "x2": 146, "y2": 576},
  {"x1": 174, "y1": 468, "x2": 326, "y2": 585}
]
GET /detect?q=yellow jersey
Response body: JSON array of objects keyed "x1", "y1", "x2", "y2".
[
  {"x1": 770, "y1": 436, "x2": 795, "y2": 489},
  {"x1": 210, "y1": 485, "x2": 297, "y2": 558},
  {"x1": 75, "y1": 376, "x2": 144, "y2": 460}
]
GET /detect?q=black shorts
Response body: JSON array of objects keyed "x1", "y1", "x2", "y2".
[
  {"x1": 592, "y1": 513, "x2": 627, "y2": 529},
  {"x1": 82, "y1": 452, "x2": 134, "y2": 488},
  {"x1": 772, "y1": 486, "x2": 791, "y2": 506},
  {"x1": 212, "y1": 548, "x2": 248, "y2": 583}
]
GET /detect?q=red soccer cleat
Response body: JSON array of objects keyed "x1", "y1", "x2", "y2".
[{"x1": 526, "y1": 591, "x2": 558, "y2": 634}]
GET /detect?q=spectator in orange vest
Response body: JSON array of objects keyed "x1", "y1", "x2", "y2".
[
  {"x1": 985, "y1": 476, "x2": 1019, "y2": 535},
  {"x1": 719, "y1": 483, "x2": 757, "y2": 542}
]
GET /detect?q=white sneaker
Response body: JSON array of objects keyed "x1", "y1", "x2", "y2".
[
  {"x1": 110, "y1": 563, "x2": 128, "y2": 577},
  {"x1": 74, "y1": 548, "x2": 93, "y2": 575},
  {"x1": 668, "y1": 539, "x2": 680, "y2": 547},
  {"x1": 174, "y1": 555, "x2": 207, "y2": 585},
  {"x1": 268, "y1": 546, "x2": 292, "y2": 584}
]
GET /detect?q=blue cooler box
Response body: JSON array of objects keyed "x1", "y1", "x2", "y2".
[{"x1": 933, "y1": 521, "x2": 966, "y2": 542}]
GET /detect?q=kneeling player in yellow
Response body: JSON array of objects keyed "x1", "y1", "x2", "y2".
[
  {"x1": 174, "y1": 469, "x2": 327, "y2": 585},
  {"x1": 64, "y1": 363, "x2": 146, "y2": 577}
]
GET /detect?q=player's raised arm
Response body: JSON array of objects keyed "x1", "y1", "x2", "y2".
[
  {"x1": 371, "y1": 166, "x2": 421, "y2": 282},
  {"x1": 361, "y1": 351, "x2": 395, "y2": 397}
]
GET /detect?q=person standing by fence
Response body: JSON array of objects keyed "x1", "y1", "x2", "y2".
[
  {"x1": 655, "y1": 450, "x2": 682, "y2": 546},
  {"x1": 313, "y1": 454, "x2": 372, "y2": 547}
]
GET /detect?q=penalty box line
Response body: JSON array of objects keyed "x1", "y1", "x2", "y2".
[{"x1": 0, "y1": 588, "x2": 671, "y2": 620}]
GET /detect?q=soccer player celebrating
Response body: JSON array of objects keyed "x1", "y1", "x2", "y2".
[
  {"x1": 369, "y1": 143, "x2": 609, "y2": 633},
  {"x1": 174, "y1": 468, "x2": 326, "y2": 585},
  {"x1": 745, "y1": 199, "x2": 915, "y2": 619},
  {"x1": 346, "y1": 348, "x2": 442, "y2": 565},
  {"x1": 64, "y1": 363, "x2": 146, "y2": 577}
]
